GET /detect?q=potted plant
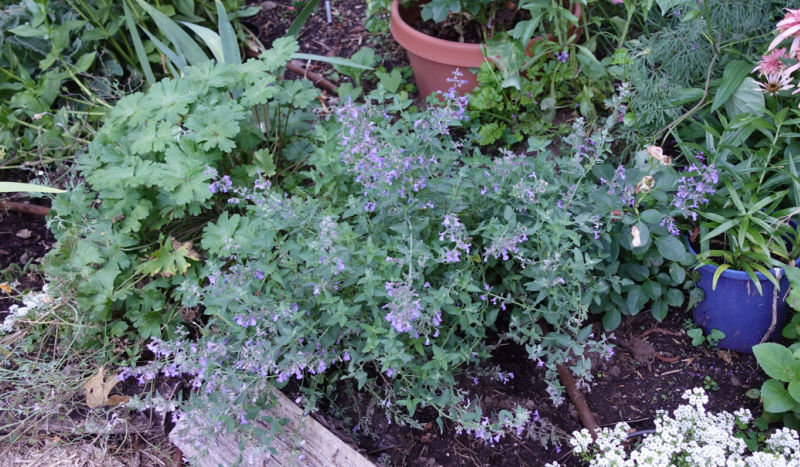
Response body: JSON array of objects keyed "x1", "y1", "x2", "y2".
[
  {"x1": 389, "y1": 0, "x2": 582, "y2": 98},
  {"x1": 681, "y1": 134, "x2": 800, "y2": 352},
  {"x1": 683, "y1": 10, "x2": 800, "y2": 353}
]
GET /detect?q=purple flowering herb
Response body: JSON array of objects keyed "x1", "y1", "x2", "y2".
[
  {"x1": 383, "y1": 281, "x2": 423, "y2": 334},
  {"x1": 557, "y1": 50, "x2": 569, "y2": 63},
  {"x1": 673, "y1": 158, "x2": 718, "y2": 221},
  {"x1": 483, "y1": 226, "x2": 529, "y2": 262}
]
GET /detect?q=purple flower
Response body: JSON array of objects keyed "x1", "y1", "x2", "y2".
[
  {"x1": 557, "y1": 51, "x2": 569, "y2": 63},
  {"x1": 254, "y1": 269, "x2": 265, "y2": 280}
]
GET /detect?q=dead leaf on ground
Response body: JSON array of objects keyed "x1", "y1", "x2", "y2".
[
  {"x1": 16, "y1": 229, "x2": 31, "y2": 239},
  {"x1": 717, "y1": 349, "x2": 734, "y2": 364},
  {"x1": 82, "y1": 367, "x2": 128, "y2": 408}
]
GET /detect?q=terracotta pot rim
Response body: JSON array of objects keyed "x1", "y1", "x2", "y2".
[{"x1": 389, "y1": 0, "x2": 583, "y2": 67}]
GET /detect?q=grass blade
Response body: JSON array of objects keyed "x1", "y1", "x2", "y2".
[
  {"x1": 134, "y1": 0, "x2": 209, "y2": 66},
  {"x1": 141, "y1": 25, "x2": 187, "y2": 73},
  {"x1": 216, "y1": 0, "x2": 240, "y2": 65},
  {"x1": 287, "y1": 0, "x2": 321, "y2": 38},
  {"x1": 291, "y1": 53, "x2": 373, "y2": 70},
  {"x1": 180, "y1": 22, "x2": 224, "y2": 63},
  {"x1": 123, "y1": 2, "x2": 155, "y2": 86}
]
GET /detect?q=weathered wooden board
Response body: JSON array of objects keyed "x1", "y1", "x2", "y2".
[{"x1": 170, "y1": 389, "x2": 374, "y2": 467}]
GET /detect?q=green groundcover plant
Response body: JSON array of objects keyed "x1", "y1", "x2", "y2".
[{"x1": 44, "y1": 37, "x2": 321, "y2": 351}]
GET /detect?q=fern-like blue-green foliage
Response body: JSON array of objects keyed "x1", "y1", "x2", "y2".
[
  {"x1": 619, "y1": 0, "x2": 800, "y2": 140},
  {"x1": 45, "y1": 37, "x2": 320, "y2": 346}
]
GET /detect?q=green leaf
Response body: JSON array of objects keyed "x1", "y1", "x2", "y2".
[
  {"x1": 664, "y1": 288, "x2": 684, "y2": 307},
  {"x1": 650, "y1": 300, "x2": 668, "y2": 321},
  {"x1": 762, "y1": 379, "x2": 796, "y2": 413},
  {"x1": 132, "y1": 311, "x2": 163, "y2": 340},
  {"x1": 292, "y1": 53, "x2": 373, "y2": 70},
  {"x1": 724, "y1": 77, "x2": 766, "y2": 119},
  {"x1": 180, "y1": 21, "x2": 223, "y2": 63},
  {"x1": 124, "y1": 2, "x2": 156, "y2": 85},
  {"x1": 216, "y1": 0, "x2": 240, "y2": 65},
  {"x1": 287, "y1": 0, "x2": 321, "y2": 37},
  {"x1": 202, "y1": 212, "x2": 241, "y2": 255},
  {"x1": 753, "y1": 343, "x2": 795, "y2": 381},
  {"x1": 669, "y1": 262, "x2": 686, "y2": 284},
  {"x1": 789, "y1": 381, "x2": 800, "y2": 403},
  {"x1": 73, "y1": 52, "x2": 96, "y2": 73},
  {"x1": 134, "y1": 0, "x2": 209, "y2": 66},
  {"x1": 711, "y1": 60, "x2": 752, "y2": 113},
  {"x1": 687, "y1": 328, "x2": 704, "y2": 346},
  {"x1": 656, "y1": 235, "x2": 687, "y2": 262},
  {"x1": 376, "y1": 69, "x2": 403, "y2": 93},
  {"x1": 0, "y1": 182, "x2": 65, "y2": 193},
  {"x1": 603, "y1": 308, "x2": 621, "y2": 330},
  {"x1": 262, "y1": 37, "x2": 300, "y2": 71},
  {"x1": 135, "y1": 238, "x2": 200, "y2": 278},
  {"x1": 640, "y1": 209, "x2": 664, "y2": 224}
]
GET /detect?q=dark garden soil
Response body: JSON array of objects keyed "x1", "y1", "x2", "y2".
[
  {"x1": 0, "y1": 2, "x2": 773, "y2": 466},
  {"x1": 0, "y1": 169, "x2": 53, "y2": 313},
  {"x1": 298, "y1": 308, "x2": 766, "y2": 467}
]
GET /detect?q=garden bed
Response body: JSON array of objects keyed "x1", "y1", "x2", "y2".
[{"x1": 2, "y1": 0, "x2": 798, "y2": 465}]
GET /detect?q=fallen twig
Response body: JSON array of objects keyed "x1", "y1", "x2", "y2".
[
  {"x1": 0, "y1": 200, "x2": 50, "y2": 216},
  {"x1": 639, "y1": 327, "x2": 682, "y2": 339},
  {"x1": 286, "y1": 60, "x2": 337, "y2": 92},
  {"x1": 557, "y1": 363, "x2": 599, "y2": 439}
]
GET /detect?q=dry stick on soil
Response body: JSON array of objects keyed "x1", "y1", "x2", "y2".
[
  {"x1": 556, "y1": 363, "x2": 599, "y2": 440},
  {"x1": 0, "y1": 200, "x2": 51, "y2": 216},
  {"x1": 286, "y1": 60, "x2": 338, "y2": 92}
]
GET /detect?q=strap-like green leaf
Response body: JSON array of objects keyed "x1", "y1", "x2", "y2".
[
  {"x1": 287, "y1": 0, "x2": 321, "y2": 38},
  {"x1": 180, "y1": 22, "x2": 223, "y2": 63},
  {"x1": 291, "y1": 53, "x2": 373, "y2": 70},
  {"x1": 215, "y1": 0, "x2": 240, "y2": 65},
  {"x1": 123, "y1": 2, "x2": 155, "y2": 86},
  {"x1": 140, "y1": 25, "x2": 187, "y2": 73},
  {"x1": 134, "y1": 0, "x2": 209, "y2": 66},
  {"x1": 702, "y1": 219, "x2": 739, "y2": 242},
  {"x1": 0, "y1": 182, "x2": 65, "y2": 193},
  {"x1": 711, "y1": 264, "x2": 730, "y2": 290}
]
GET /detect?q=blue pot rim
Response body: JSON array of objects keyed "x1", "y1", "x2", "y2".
[{"x1": 686, "y1": 235, "x2": 792, "y2": 283}]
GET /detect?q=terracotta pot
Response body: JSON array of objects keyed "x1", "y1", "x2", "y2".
[{"x1": 390, "y1": 0, "x2": 582, "y2": 98}]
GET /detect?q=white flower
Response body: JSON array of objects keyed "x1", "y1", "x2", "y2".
[
  {"x1": 569, "y1": 387, "x2": 800, "y2": 466},
  {"x1": 631, "y1": 226, "x2": 643, "y2": 247}
]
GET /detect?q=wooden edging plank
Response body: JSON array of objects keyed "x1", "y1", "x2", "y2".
[{"x1": 170, "y1": 389, "x2": 374, "y2": 467}]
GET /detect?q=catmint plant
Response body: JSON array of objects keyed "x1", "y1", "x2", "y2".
[{"x1": 120, "y1": 77, "x2": 710, "y2": 460}]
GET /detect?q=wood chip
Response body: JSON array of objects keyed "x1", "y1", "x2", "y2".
[{"x1": 16, "y1": 229, "x2": 32, "y2": 239}]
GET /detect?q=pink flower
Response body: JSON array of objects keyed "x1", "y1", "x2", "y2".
[
  {"x1": 753, "y1": 48, "x2": 790, "y2": 76},
  {"x1": 769, "y1": 9, "x2": 800, "y2": 55},
  {"x1": 755, "y1": 70, "x2": 794, "y2": 95},
  {"x1": 612, "y1": 0, "x2": 623, "y2": 4}
]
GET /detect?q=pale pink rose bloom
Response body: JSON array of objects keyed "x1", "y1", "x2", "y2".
[
  {"x1": 769, "y1": 9, "x2": 800, "y2": 55},
  {"x1": 646, "y1": 145, "x2": 672, "y2": 166}
]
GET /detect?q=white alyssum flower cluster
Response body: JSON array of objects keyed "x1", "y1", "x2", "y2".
[
  {"x1": 568, "y1": 387, "x2": 800, "y2": 466},
  {"x1": 1, "y1": 284, "x2": 53, "y2": 333}
]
